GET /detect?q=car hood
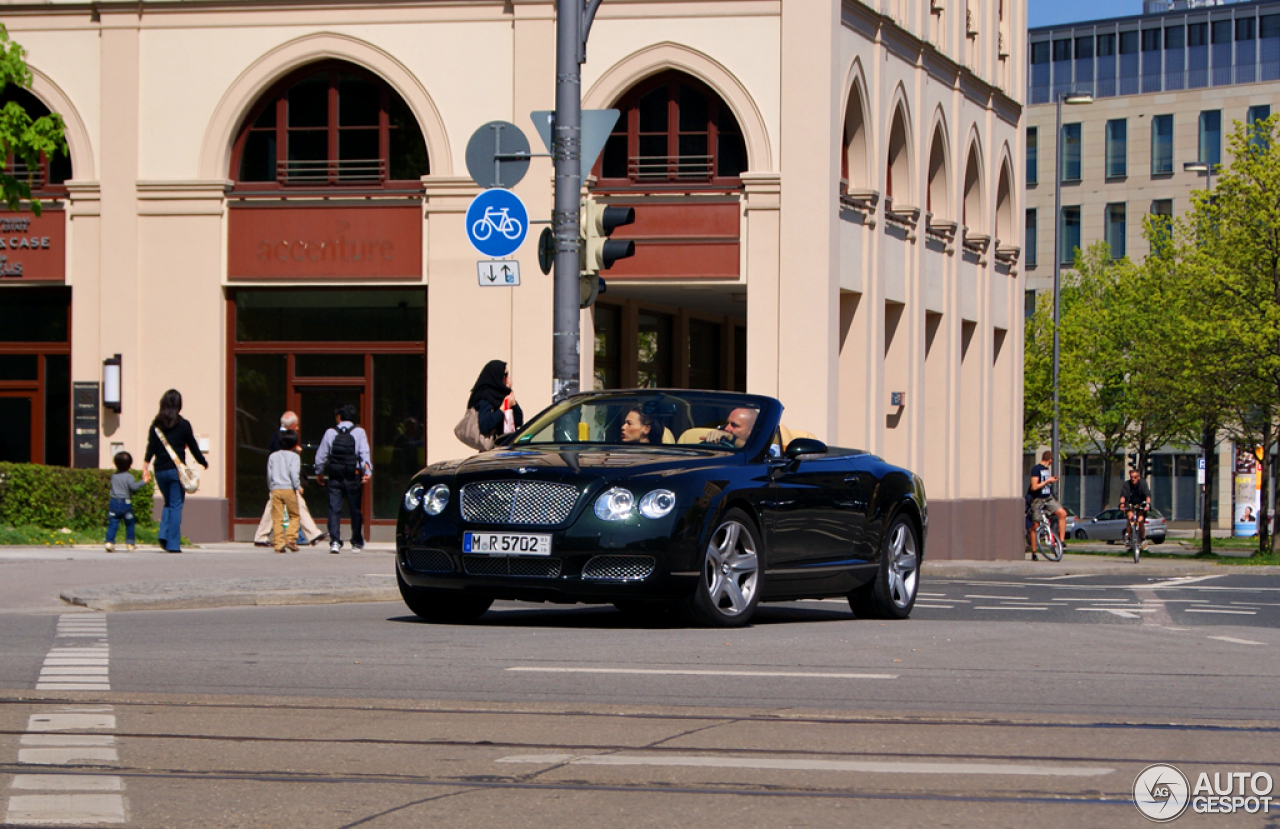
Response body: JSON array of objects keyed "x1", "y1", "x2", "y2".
[{"x1": 421, "y1": 445, "x2": 739, "y2": 485}]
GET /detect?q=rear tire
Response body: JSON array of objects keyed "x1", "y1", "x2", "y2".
[
  {"x1": 1036, "y1": 525, "x2": 1063, "y2": 562},
  {"x1": 397, "y1": 571, "x2": 493, "y2": 623},
  {"x1": 1074, "y1": 529, "x2": 1088, "y2": 540},
  {"x1": 849, "y1": 514, "x2": 919, "y2": 619}
]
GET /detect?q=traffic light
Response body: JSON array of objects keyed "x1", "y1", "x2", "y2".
[
  {"x1": 1143, "y1": 454, "x2": 1154, "y2": 476},
  {"x1": 1128, "y1": 452, "x2": 1139, "y2": 471},
  {"x1": 580, "y1": 197, "x2": 636, "y2": 308}
]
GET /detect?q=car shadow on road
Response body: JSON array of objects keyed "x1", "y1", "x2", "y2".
[{"x1": 386, "y1": 602, "x2": 856, "y2": 630}]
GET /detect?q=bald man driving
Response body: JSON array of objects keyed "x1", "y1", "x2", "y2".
[{"x1": 703, "y1": 407, "x2": 758, "y2": 448}]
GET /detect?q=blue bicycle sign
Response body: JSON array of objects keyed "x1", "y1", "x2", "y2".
[{"x1": 466, "y1": 189, "x2": 529, "y2": 258}]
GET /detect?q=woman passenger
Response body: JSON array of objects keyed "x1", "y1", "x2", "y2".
[{"x1": 620, "y1": 407, "x2": 656, "y2": 444}]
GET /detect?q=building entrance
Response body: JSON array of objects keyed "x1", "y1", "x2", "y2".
[
  {"x1": 0, "y1": 392, "x2": 37, "y2": 463},
  {"x1": 229, "y1": 288, "x2": 425, "y2": 541}
]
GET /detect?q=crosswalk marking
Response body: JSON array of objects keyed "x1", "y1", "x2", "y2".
[{"x1": 3, "y1": 614, "x2": 126, "y2": 826}]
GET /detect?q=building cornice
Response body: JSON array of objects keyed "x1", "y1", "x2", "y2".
[{"x1": 842, "y1": 0, "x2": 1022, "y2": 123}]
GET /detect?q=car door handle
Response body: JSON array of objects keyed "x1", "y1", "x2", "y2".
[{"x1": 844, "y1": 475, "x2": 860, "y2": 484}]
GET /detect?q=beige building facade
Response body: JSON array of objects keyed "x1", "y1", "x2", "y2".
[{"x1": 2, "y1": 0, "x2": 1025, "y2": 558}]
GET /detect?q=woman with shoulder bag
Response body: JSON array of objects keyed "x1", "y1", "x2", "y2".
[
  {"x1": 142, "y1": 389, "x2": 208, "y2": 553},
  {"x1": 457, "y1": 360, "x2": 523, "y2": 450}
]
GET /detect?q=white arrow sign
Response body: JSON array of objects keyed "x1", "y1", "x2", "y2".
[{"x1": 477, "y1": 260, "x2": 521, "y2": 286}]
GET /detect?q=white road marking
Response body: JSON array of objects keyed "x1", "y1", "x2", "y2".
[
  {"x1": 974, "y1": 606, "x2": 1048, "y2": 611},
  {"x1": 17, "y1": 748, "x2": 119, "y2": 765},
  {"x1": 27, "y1": 713, "x2": 115, "y2": 732},
  {"x1": 912, "y1": 604, "x2": 955, "y2": 609},
  {"x1": 495, "y1": 753, "x2": 1114, "y2": 777},
  {"x1": 3, "y1": 615, "x2": 126, "y2": 827},
  {"x1": 1149, "y1": 575, "x2": 1227, "y2": 587},
  {"x1": 21, "y1": 735, "x2": 115, "y2": 747},
  {"x1": 506, "y1": 667, "x2": 898, "y2": 680},
  {"x1": 1207, "y1": 636, "x2": 1265, "y2": 646},
  {"x1": 10, "y1": 776, "x2": 122, "y2": 791},
  {"x1": 1184, "y1": 608, "x2": 1256, "y2": 615},
  {"x1": 1078, "y1": 608, "x2": 1146, "y2": 618},
  {"x1": 1037, "y1": 574, "x2": 1098, "y2": 581},
  {"x1": 966, "y1": 594, "x2": 1030, "y2": 600},
  {"x1": 4, "y1": 794, "x2": 125, "y2": 824},
  {"x1": 39, "y1": 667, "x2": 110, "y2": 676},
  {"x1": 1232, "y1": 601, "x2": 1280, "y2": 606},
  {"x1": 918, "y1": 592, "x2": 949, "y2": 597},
  {"x1": 1050, "y1": 597, "x2": 1135, "y2": 603}
]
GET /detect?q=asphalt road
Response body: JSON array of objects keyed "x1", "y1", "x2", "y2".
[{"x1": 1, "y1": 571, "x2": 1277, "y2": 828}]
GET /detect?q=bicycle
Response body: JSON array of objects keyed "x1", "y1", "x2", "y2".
[
  {"x1": 471, "y1": 207, "x2": 523, "y2": 241},
  {"x1": 1030, "y1": 500, "x2": 1064, "y2": 562},
  {"x1": 1123, "y1": 504, "x2": 1149, "y2": 563}
]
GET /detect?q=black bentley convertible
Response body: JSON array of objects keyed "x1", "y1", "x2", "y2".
[{"x1": 396, "y1": 390, "x2": 926, "y2": 627}]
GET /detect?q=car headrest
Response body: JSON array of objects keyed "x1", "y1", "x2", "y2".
[
  {"x1": 778, "y1": 425, "x2": 817, "y2": 450},
  {"x1": 662, "y1": 427, "x2": 676, "y2": 444},
  {"x1": 678, "y1": 427, "x2": 732, "y2": 445}
]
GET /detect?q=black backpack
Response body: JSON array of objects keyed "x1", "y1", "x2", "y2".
[{"x1": 326, "y1": 425, "x2": 358, "y2": 479}]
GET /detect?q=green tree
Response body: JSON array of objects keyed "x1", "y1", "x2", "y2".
[
  {"x1": 1167, "y1": 115, "x2": 1280, "y2": 556},
  {"x1": 0, "y1": 24, "x2": 67, "y2": 214}
]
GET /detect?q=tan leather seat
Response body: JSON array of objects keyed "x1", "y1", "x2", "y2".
[
  {"x1": 777, "y1": 424, "x2": 817, "y2": 451},
  {"x1": 679, "y1": 427, "x2": 731, "y2": 444},
  {"x1": 662, "y1": 427, "x2": 676, "y2": 444}
]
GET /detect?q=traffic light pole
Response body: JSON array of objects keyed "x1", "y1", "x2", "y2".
[{"x1": 551, "y1": 0, "x2": 585, "y2": 402}]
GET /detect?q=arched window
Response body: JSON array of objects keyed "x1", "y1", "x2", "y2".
[
  {"x1": 842, "y1": 82, "x2": 869, "y2": 189},
  {"x1": 0, "y1": 87, "x2": 72, "y2": 194},
  {"x1": 886, "y1": 107, "x2": 911, "y2": 202},
  {"x1": 995, "y1": 161, "x2": 1013, "y2": 242},
  {"x1": 927, "y1": 127, "x2": 950, "y2": 217},
  {"x1": 962, "y1": 144, "x2": 983, "y2": 230},
  {"x1": 595, "y1": 71, "x2": 747, "y2": 188},
  {"x1": 230, "y1": 61, "x2": 429, "y2": 189}
]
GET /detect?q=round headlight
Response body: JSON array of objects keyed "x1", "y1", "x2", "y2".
[
  {"x1": 424, "y1": 483, "x2": 450, "y2": 516},
  {"x1": 403, "y1": 484, "x2": 424, "y2": 511},
  {"x1": 594, "y1": 487, "x2": 634, "y2": 521},
  {"x1": 639, "y1": 489, "x2": 676, "y2": 519}
]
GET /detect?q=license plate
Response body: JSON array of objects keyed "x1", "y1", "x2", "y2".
[{"x1": 463, "y1": 532, "x2": 552, "y2": 556}]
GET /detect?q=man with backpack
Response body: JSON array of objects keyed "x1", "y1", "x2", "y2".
[{"x1": 313, "y1": 403, "x2": 372, "y2": 554}]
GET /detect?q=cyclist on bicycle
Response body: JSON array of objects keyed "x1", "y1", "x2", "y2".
[
  {"x1": 1119, "y1": 467, "x2": 1152, "y2": 549},
  {"x1": 1028, "y1": 450, "x2": 1067, "y2": 558}
]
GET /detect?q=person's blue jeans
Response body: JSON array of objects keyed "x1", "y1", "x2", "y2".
[
  {"x1": 155, "y1": 468, "x2": 185, "y2": 552},
  {"x1": 106, "y1": 498, "x2": 135, "y2": 545}
]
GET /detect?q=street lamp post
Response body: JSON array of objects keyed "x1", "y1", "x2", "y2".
[
  {"x1": 1183, "y1": 159, "x2": 1215, "y2": 554},
  {"x1": 1051, "y1": 90, "x2": 1093, "y2": 493}
]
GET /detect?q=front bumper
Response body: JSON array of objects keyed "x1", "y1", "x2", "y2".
[{"x1": 396, "y1": 506, "x2": 704, "y2": 603}]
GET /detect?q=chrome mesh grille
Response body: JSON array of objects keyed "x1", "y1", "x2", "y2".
[
  {"x1": 460, "y1": 481, "x2": 579, "y2": 525},
  {"x1": 581, "y1": 555, "x2": 656, "y2": 582},
  {"x1": 404, "y1": 548, "x2": 454, "y2": 573},
  {"x1": 463, "y1": 555, "x2": 562, "y2": 578}
]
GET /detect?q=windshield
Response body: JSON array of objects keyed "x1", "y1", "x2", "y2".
[{"x1": 513, "y1": 392, "x2": 763, "y2": 451}]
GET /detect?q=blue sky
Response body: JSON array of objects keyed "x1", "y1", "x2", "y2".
[{"x1": 1029, "y1": 0, "x2": 1145, "y2": 28}]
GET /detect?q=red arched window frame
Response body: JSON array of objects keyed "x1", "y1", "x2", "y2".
[
  {"x1": 593, "y1": 71, "x2": 747, "y2": 191},
  {"x1": 0, "y1": 87, "x2": 72, "y2": 197},
  {"x1": 229, "y1": 61, "x2": 429, "y2": 191}
]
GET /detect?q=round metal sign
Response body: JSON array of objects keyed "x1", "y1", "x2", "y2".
[
  {"x1": 465, "y1": 121, "x2": 531, "y2": 190},
  {"x1": 466, "y1": 189, "x2": 529, "y2": 258}
]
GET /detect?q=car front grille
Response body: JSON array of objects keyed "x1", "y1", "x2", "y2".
[
  {"x1": 460, "y1": 481, "x2": 579, "y2": 525},
  {"x1": 403, "y1": 547, "x2": 454, "y2": 573},
  {"x1": 462, "y1": 555, "x2": 562, "y2": 578},
  {"x1": 581, "y1": 555, "x2": 656, "y2": 582}
]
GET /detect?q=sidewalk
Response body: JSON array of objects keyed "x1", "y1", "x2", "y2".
[{"x1": 1, "y1": 543, "x2": 1275, "y2": 615}]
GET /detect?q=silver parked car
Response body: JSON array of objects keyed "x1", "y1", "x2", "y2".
[{"x1": 1073, "y1": 508, "x2": 1167, "y2": 544}]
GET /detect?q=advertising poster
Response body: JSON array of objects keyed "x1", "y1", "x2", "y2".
[{"x1": 1233, "y1": 445, "x2": 1261, "y2": 537}]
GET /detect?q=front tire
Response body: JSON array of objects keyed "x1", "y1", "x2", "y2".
[
  {"x1": 684, "y1": 509, "x2": 762, "y2": 627},
  {"x1": 1074, "y1": 529, "x2": 1088, "y2": 540},
  {"x1": 849, "y1": 514, "x2": 919, "y2": 619},
  {"x1": 397, "y1": 571, "x2": 493, "y2": 623}
]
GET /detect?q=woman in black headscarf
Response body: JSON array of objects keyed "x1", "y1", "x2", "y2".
[{"x1": 468, "y1": 360, "x2": 524, "y2": 439}]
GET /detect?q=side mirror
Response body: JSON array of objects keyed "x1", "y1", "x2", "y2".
[{"x1": 784, "y1": 437, "x2": 828, "y2": 460}]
